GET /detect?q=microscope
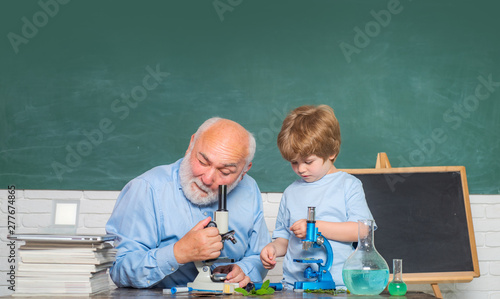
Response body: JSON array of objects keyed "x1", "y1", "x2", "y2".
[
  {"x1": 187, "y1": 185, "x2": 239, "y2": 293},
  {"x1": 293, "y1": 207, "x2": 336, "y2": 291}
]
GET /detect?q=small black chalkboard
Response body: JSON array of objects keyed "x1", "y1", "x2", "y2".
[{"x1": 343, "y1": 163, "x2": 479, "y2": 297}]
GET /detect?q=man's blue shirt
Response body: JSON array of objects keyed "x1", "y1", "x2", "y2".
[{"x1": 106, "y1": 159, "x2": 270, "y2": 288}]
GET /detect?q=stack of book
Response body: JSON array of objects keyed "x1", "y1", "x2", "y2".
[{"x1": 15, "y1": 241, "x2": 116, "y2": 296}]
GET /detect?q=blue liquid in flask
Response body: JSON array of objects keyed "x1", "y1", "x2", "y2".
[{"x1": 342, "y1": 269, "x2": 389, "y2": 295}]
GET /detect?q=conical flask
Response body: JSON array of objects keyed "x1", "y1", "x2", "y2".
[{"x1": 342, "y1": 219, "x2": 389, "y2": 295}]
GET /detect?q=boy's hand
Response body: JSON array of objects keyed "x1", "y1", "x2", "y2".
[
  {"x1": 290, "y1": 219, "x2": 307, "y2": 239},
  {"x1": 213, "y1": 264, "x2": 251, "y2": 288},
  {"x1": 260, "y1": 244, "x2": 277, "y2": 269}
]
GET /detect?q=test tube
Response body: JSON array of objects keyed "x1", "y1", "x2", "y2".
[{"x1": 163, "y1": 287, "x2": 192, "y2": 294}]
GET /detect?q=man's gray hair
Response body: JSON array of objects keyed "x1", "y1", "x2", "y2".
[{"x1": 194, "y1": 117, "x2": 256, "y2": 167}]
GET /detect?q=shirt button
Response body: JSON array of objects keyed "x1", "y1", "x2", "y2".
[
  {"x1": 171, "y1": 267, "x2": 175, "y2": 271},
  {"x1": 203, "y1": 212, "x2": 207, "y2": 216}
]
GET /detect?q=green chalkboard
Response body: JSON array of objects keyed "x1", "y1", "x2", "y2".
[{"x1": 1, "y1": 0, "x2": 499, "y2": 193}]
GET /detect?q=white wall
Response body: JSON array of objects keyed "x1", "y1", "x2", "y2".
[{"x1": 1, "y1": 190, "x2": 499, "y2": 298}]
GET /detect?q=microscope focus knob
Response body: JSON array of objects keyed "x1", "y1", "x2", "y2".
[
  {"x1": 221, "y1": 230, "x2": 237, "y2": 244},
  {"x1": 206, "y1": 221, "x2": 217, "y2": 228}
]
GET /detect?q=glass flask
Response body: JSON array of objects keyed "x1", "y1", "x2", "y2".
[
  {"x1": 342, "y1": 219, "x2": 389, "y2": 295},
  {"x1": 388, "y1": 259, "x2": 407, "y2": 296}
]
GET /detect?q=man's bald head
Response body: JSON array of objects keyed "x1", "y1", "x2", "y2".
[
  {"x1": 192, "y1": 118, "x2": 256, "y2": 167},
  {"x1": 179, "y1": 118, "x2": 256, "y2": 205}
]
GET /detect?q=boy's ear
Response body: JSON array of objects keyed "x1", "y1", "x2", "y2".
[{"x1": 329, "y1": 154, "x2": 337, "y2": 162}]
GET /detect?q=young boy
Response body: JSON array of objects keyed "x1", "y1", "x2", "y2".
[{"x1": 260, "y1": 104, "x2": 374, "y2": 289}]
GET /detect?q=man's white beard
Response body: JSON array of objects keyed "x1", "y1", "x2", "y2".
[{"x1": 179, "y1": 155, "x2": 243, "y2": 206}]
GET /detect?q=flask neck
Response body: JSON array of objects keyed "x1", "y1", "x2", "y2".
[
  {"x1": 392, "y1": 259, "x2": 404, "y2": 282},
  {"x1": 357, "y1": 236, "x2": 375, "y2": 250},
  {"x1": 357, "y1": 220, "x2": 376, "y2": 250},
  {"x1": 393, "y1": 271, "x2": 403, "y2": 281}
]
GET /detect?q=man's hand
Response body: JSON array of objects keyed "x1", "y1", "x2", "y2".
[
  {"x1": 260, "y1": 243, "x2": 277, "y2": 270},
  {"x1": 173, "y1": 217, "x2": 222, "y2": 264},
  {"x1": 290, "y1": 219, "x2": 307, "y2": 239},
  {"x1": 213, "y1": 264, "x2": 251, "y2": 288}
]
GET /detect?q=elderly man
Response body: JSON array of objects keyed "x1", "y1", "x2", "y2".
[{"x1": 106, "y1": 117, "x2": 270, "y2": 289}]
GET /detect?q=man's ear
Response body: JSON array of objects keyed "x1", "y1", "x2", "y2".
[
  {"x1": 240, "y1": 162, "x2": 252, "y2": 180},
  {"x1": 186, "y1": 134, "x2": 195, "y2": 155}
]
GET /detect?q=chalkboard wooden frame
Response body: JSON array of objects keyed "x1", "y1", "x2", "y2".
[{"x1": 341, "y1": 158, "x2": 479, "y2": 298}]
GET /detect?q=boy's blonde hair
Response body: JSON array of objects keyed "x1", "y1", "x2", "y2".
[{"x1": 277, "y1": 105, "x2": 341, "y2": 162}]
